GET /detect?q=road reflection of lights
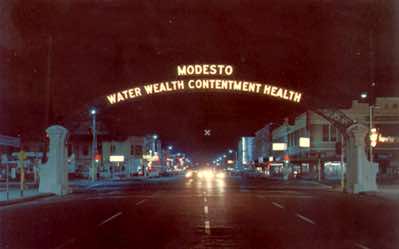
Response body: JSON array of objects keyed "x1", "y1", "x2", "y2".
[
  {"x1": 216, "y1": 179, "x2": 225, "y2": 192},
  {"x1": 206, "y1": 179, "x2": 213, "y2": 189},
  {"x1": 196, "y1": 180, "x2": 202, "y2": 189},
  {"x1": 185, "y1": 171, "x2": 193, "y2": 178},
  {"x1": 216, "y1": 172, "x2": 225, "y2": 179},
  {"x1": 185, "y1": 179, "x2": 193, "y2": 187}
]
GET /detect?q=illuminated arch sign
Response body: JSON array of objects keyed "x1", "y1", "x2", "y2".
[{"x1": 106, "y1": 65, "x2": 302, "y2": 105}]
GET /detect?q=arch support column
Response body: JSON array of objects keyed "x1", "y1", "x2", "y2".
[
  {"x1": 39, "y1": 125, "x2": 70, "y2": 195},
  {"x1": 345, "y1": 124, "x2": 378, "y2": 193}
]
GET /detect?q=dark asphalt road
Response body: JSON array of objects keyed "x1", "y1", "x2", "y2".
[{"x1": 1, "y1": 176, "x2": 399, "y2": 249}]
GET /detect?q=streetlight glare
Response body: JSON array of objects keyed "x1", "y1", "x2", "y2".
[
  {"x1": 360, "y1": 92, "x2": 368, "y2": 99},
  {"x1": 153, "y1": 134, "x2": 158, "y2": 139},
  {"x1": 90, "y1": 109, "x2": 96, "y2": 115}
]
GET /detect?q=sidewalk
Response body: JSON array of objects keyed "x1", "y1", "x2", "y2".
[
  {"x1": 0, "y1": 175, "x2": 183, "y2": 206},
  {"x1": 363, "y1": 184, "x2": 399, "y2": 200},
  {"x1": 0, "y1": 188, "x2": 54, "y2": 206},
  {"x1": 300, "y1": 178, "x2": 399, "y2": 200}
]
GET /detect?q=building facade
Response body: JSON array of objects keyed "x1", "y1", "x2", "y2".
[
  {"x1": 271, "y1": 112, "x2": 343, "y2": 179},
  {"x1": 253, "y1": 123, "x2": 274, "y2": 163},
  {"x1": 237, "y1": 136, "x2": 254, "y2": 169},
  {"x1": 343, "y1": 97, "x2": 399, "y2": 175},
  {"x1": 267, "y1": 97, "x2": 399, "y2": 179},
  {"x1": 102, "y1": 136, "x2": 145, "y2": 177},
  {"x1": 68, "y1": 132, "x2": 164, "y2": 178}
]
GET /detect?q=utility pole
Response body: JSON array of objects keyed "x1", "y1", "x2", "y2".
[
  {"x1": 90, "y1": 109, "x2": 97, "y2": 181},
  {"x1": 369, "y1": 105, "x2": 374, "y2": 163},
  {"x1": 368, "y1": 5, "x2": 377, "y2": 162},
  {"x1": 340, "y1": 134, "x2": 345, "y2": 191}
]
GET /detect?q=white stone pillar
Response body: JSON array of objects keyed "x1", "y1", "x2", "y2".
[
  {"x1": 39, "y1": 125, "x2": 70, "y2": 195},
  {"x1": 345, "y1": 124, "x2": 378, "y2": 193}
]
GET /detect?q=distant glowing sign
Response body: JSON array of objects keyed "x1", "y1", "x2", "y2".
[
  {"x1": 299, "y1": 137, "x2": 310, "y2": 148},
  {"x1": 370, "y1": 128, "x2": 378, "y2": 147},
  {"x1": 272, "y1": 143, "x2": 287, "y2": 151},
  {"x1": 378, "y1": 135, "x2": 399, "y2": 144},
  {"x1": 105, "y1": 65, "x2": 303, "y2": 105},
  {"x1": 110, "y1": 155, "x2": 124, "y2": 162}
]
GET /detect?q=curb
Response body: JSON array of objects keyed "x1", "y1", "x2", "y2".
[{"x1": 0, "y1": 193, "x2": 55, "y2": 207}]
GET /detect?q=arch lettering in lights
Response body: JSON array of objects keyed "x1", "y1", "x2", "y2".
[{"x1": 105, "y1": 65, "x2": 302, "y2": 105}]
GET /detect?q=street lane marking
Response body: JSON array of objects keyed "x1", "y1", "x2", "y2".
[
  {"x1": 204, "y1": 206, "x2": 208, "y2": 214},
  {"x1": 86, "y1": 195, "x2": 152, "y2": 200},
  {"x1": 53, "y1": 237, "x2": 76, "y2": 249},
  {"x1": 204, "y1": 220, "x2": 211, "y2": 235},
  {"x1": 271, "y1": 201, "x2": 284, "y2": 209},
  {"x1": 257, "y1": 194, "x2": 313, "y2": 199},
  {"x1": 136, "y1": 199, "x2": 147, "y2": 205},
  {"x1": 296, "y1": 213, "x2": 315, "y2": 225},
  {"x1": 98, "y1": 211, "x2": 123, "y2": 227},
  {"x1": 355, "y1": 243, "x2": 371, "y2": 249}
]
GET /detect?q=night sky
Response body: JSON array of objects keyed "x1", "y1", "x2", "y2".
[{"x1": 1, "y1": 0, "x2": 398, "y2": 162}]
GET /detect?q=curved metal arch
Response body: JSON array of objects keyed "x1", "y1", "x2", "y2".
[{"x1": 310, "y1": 108, "x2": 355, "y2": 137}]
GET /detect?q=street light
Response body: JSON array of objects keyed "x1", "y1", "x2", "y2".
[
  {"x1": 168, "y1": 145, "x2": 173, "y2": 150},
  {"x1": 228, "y1": 149, "x2": 233, "y2": 154},
  {"x1": 360, "y1": 91, "x2": 379, "y2": 163},
  {"x1": 152, "y1": 134, "x2": 158, "y2": 156},
  {"x1": 90, "y1": 108, "x2": 97, "y2": 181}
]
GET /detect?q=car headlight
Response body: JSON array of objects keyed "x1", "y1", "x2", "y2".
[
  {"x1": 216, "y1": 172, "x2": 225, "y2": 178},
  {"x1": 203, "y1": 170, "x2": 214, "y2": 179},
  {"x1": 185, "y1": 171, "x2": 192, "y2": 178}
]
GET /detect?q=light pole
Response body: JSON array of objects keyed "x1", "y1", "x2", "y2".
[
  {"x1": 167, "y1": 145, "x2": 173, "y2": 170},
  {"x1": 360, "y1": 91, "x2": 375, "y2": 162},
  {"x1": 340, "y1": 134, "x2": 345, "y2": 191},
  {"x1": 152, "y1": 134, "x2": 158, "y2": 154},
  {"x1": 90, "y1": 108, "x2": 97, "y2": 181}
]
